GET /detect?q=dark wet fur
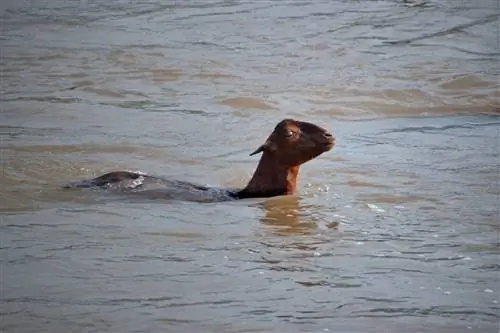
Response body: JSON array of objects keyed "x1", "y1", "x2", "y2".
[
  {"x1": 63, "y1": 171, "x2": 246, "y2": 202},
  {"x1": 64, "y1": 171, "x2": 208, "y2": 191}
]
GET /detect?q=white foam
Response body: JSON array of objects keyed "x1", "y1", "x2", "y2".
[
  {"x1": 126, "y1": 169, "x2": 148, "y2": 176},
  {"x1": 367, "y1": 203, "x2": 385, "y2": 213},
  {"x1": 127, "y1": 175, "x2": 145, "y2": 189}
]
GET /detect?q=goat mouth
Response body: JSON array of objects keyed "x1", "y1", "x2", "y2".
[
  {"x1": 324, "y1": 143, "x2": 335, "y2": 150},
  {"x1": 322, "y1": 139, "x2": 336, "y2": 150}
]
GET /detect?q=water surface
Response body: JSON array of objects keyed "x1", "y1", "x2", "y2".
[{"x1": 1, "y1": 1, "x2": 499, "y2": 332}]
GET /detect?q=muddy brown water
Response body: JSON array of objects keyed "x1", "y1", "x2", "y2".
[{"x1": 1, "y1": 1, "x2": 499, "y2": 332}]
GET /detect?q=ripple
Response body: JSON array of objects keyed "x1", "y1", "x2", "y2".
[
  {"x1": 296, "y1": 280, "x2": 363, "y2": 288},
  {"x1": 384, "y1": 13, "x2": 500, "y2": 45},
  {"x1": 352, "y1": 306, "x2": 500, "y2": 319},
  {"x1": 218, "y1": 97, "x2": 277, "y2": 110},
  {"x1": 44, "y1": 242, "x2": 106, "y2": 252},
  {"x1": 2, "y1": 96, "x2": 83, "y2": 103}
]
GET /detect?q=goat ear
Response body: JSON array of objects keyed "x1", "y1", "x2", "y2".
[
  {"x1": 249, "y1": 144, "x2": 265, "y2": 156},
  {"x1": 249, "y1": 140, "x2": 275, "y2": 156}
]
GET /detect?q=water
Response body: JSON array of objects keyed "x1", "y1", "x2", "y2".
[{"x1": 1, "y1": 1, "x2": 499, "y2": 332}]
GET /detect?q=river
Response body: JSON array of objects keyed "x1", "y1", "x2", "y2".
[{"x1": 1, "y1": 1, "x2": 499, "y2": 332}]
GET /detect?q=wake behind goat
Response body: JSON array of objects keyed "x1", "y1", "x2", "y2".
[{"x1": 64, "y1": 119, "x2": 335, "y2": 202}]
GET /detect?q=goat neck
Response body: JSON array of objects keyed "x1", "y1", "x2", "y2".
[{"x1": 237, "y1": 150, "x2": 299, "y2": 198}]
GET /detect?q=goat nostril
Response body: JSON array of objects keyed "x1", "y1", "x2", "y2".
[{"x1": 323, "y1": 132, "x2": 333, "y2": 138}]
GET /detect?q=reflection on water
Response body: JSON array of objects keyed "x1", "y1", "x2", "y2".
[
  {"x1": 260, "y1": 196, "x2": 320, "y2": 236},
  {"x1": 1, "y1": 0, "x2": 499, "y2": 332}
]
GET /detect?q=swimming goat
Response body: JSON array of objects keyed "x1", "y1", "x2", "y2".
[{"x1": 64, "y1": 119, "x2": 335, "y2": 201}]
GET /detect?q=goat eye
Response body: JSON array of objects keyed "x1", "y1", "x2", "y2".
[{"x1": 285, "y1": 130, "x2": 295, "y2": 137}]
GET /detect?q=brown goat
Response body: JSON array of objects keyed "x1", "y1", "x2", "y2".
[{"x1": 64, "y1": 119, "x2": 335, "y2": 201}]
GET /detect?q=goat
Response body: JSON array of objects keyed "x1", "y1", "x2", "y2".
[{"x1": 64, "y1": 119, "x2": 335, "y2": 202}]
